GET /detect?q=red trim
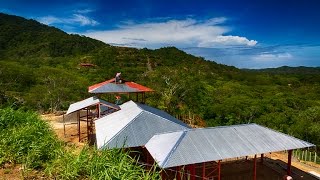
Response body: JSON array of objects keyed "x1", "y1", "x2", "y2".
[
  {"x1": 88, "y1": 78, "x2": 115, "y2": 91},
  {"x1": 88, "y1": 78, "x2": 154, "y2": 93},
  {"x1": 125, "y1": 82, "x2": 154, "y2": 92}
]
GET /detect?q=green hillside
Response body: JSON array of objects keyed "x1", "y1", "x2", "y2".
[{"x1": 0, "y1": 13, "x2": 319, "y2": 147}]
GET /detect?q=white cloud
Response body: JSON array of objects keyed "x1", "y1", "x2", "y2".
[
  {"x1": 74, "y1": 8, "x2": 94, "y2": 14},
  {"x1": 83, "y1": 17, "x2": 257, "y2": 48},
  {"x1": 37, "y1": 14, "x2": 98, "y2": 26},
  {"x1": 72, "y1": 14, "x2": 99, "y2": 26},
  {"x1": 252, "y1": 52, "x2": 293, "y2": 61}
]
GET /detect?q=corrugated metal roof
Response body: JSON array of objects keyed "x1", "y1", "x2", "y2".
[
  {"x1": 66, "y1": 96, "x2": 120, "y2": 115},
  {"x1": 145, "y1": 123, "x2": 315, "y2": 168},
  {"x1": 88, "y1": 78, "x2": 154, "y2": 93},
  {"x1": 95, "y1": 101, "x2": 190, "y2": 149}
]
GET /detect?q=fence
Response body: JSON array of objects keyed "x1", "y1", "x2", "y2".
[{"x1": 293, "y1": 149, "x2": 319, "y2": 164}]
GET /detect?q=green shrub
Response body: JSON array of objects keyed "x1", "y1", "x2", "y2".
[
  {"x1": 45, "y1": 146, "x2": 159, "y2": 180},
  {"x1": 0, "y1": 108, "x2": 63, "y2": 169},
  {"x1": 0, "y1": 108, "x2": 160, "y2": 179}
]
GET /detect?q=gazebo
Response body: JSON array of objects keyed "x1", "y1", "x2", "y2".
[{"x1": 88, "y1": 73, "x2": 154, "y2": 104}]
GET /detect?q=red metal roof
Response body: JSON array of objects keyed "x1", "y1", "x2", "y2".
[
  {"x1": 88, "y1": 78, "x2": 154, "y2": 93},
  {"x1": 88, "y1": 78, "x2": 115, "y2": 92},
  {"x1": 125, "y1": 82, "x2": 154, "y2": 92}
]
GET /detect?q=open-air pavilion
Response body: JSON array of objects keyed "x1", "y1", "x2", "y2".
[
  {"x1": 64, "y1": 96, "x2": 120, "y2": 142},
  {"x1": 88, "y1": 76, "x2": 154, "y2": 103},
  {"x1": 145, "y1": 123, "x2": 315, "y2": 180}
]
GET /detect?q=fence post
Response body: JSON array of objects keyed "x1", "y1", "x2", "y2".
[
  {"x1": 310, "y1": 152, "x2": 312, "y2": 162},
  {"x1": 315, "y1": 152, "x2": 317, "y2": 163},
  {"x1": 302, "y1": 151, "x2": 304, "y2": 161},
  {"x1": 305, "y1": 150, "x2": 307, "y2": 161}
]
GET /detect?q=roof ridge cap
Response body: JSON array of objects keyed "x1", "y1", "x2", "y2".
[
  {"x1": 102, "y1": 110, "x2": 143, "y2": 148},
  {"x1": 161, "y1": 130, "x2": 187, "y2": 168},
  {"x1": 137, "y1": 104, "x2": 189, "y2": 128}
]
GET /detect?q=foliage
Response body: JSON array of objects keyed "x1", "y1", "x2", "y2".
[
  {"x1": 0, "y1": 107, "x2": 160, "y2": 179},
  {"x1": 0, "y1": 108, "x2": 63, "y2": 169},
  {"x1": 1, "y1": 13, "x2": 320, "y2": 148},
  {"x1": 46, "y1": 146, "x2": 159, "y2": 180}
]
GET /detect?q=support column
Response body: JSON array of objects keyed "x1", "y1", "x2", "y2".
[
  {"x1": 161, "y1": 171, "x2": 166, "y2": 180},
  {"x1": 253, "y1": 155, "x2": 257, "y2": 180},
  {"x1": 97, "y1": 104, "x2": 100, "y2": 118},
  {"x1": 190, "y1": 164, "x2": 196, "y2": 180},
  {"x1": 202, "y1": 162, "x2": 206, "y2": 180},
  {"x1": 218, "y1": 160, "x2": 221, "y2": 180},
  {"x1": 136, "y1": 93, "x2": 138, "y2": 102},
  {"x1": 176, "y1": 166, "x2": 181, "y2": 180},
  {"x1": 287, "y1": 150, "x2": 292, "y2": 176},
  {"x1": 77, "y1": 111, "x2": 80, "y2": 142},
  {"x1": 261, "y1": 154, "x2": 264, "y2": 164},
  {"x1": 86, "y1": 108, "x2": 89, "y2": 140}
]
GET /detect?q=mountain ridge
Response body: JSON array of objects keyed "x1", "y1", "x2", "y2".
[{"x1": 1, "y1": 13, "x2": 319, "y2": 147}]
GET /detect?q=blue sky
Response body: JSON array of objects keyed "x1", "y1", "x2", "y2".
[{"x1": 1, "y1": 0, "x2": 320, "y2": 69}]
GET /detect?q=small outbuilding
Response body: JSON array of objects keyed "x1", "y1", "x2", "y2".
[{"x1": 64, "y1": 96, "x2": 120, "y2": 142}]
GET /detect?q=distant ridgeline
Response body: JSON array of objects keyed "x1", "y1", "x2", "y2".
[{"x1": 0, "y1": 13, "x2": 319, "y2": 147}]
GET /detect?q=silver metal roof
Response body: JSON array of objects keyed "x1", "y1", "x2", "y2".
[
  {"x1": 95, "y1": 101, "x2": 190, "y2": 149},
  {"x1": 66, "y1": 96, "x2": 120, "y2": 115},
  {"x1": 90, "y1": 83, "x2": 138, "y2": 93},
  {"x1": 145, "y1": 123, "x2": 315, "y2": 168}
]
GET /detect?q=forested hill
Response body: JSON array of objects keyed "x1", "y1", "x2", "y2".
[
  {"x1": 1, "y1": 13, "x2": 319, "y2": 147},
  {"x1": 245, "y1": 66, "x2": 320, "y2": 74}
]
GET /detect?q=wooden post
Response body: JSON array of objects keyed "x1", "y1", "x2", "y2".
[
  {"x1": 161, "y1": 171, "x2": 166, "y2": 180},
  {"x1": 86, "y1": 108, "x2": 89, "y2": 140},
  {"x1": 287, "y1": 150, "x2": 292, "y2": 176},
  {"x1": 176, "y1": 166, "x2": 181, "y2": 180},
  {"x1": 78, "y1": 111, "x2": 80, "y2": 142},
  {"x1": 260, "y1": 154, "x2": 264, "y2": 164},
  {"x1": 218, "y1": 160, "x2": 221, "y2": 180},
  {"x1": 253, "y1": 155, "x2": 257, "y2": 180},
  {"x1": 302, "y1": 151, "x2": 304, "y2": 161},
  {"x1": 315, "y1": 152, "x2": 317, "y2": 163},
  {"x1": 63, "y1": 114, "x2": 66, "y2": 138},
  {"x1": 145, "y1": 148, "x2": 149, "y2": 165},
  {"x1": 202, "y1": 162, "x2": 206, "y2": 180},
  {"x1": 136, "y1": 93, "x2": 138, "y2": 102},
  {"x1": 97, "y1": 104, "x2": 100, "y2": 118},
  {"x1": 190, "y1": 164, "x2": 196, "y2": 180}
]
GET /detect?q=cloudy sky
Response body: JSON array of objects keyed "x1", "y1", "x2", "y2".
[{"x1": 1, "y1": 0, "x2": 320, "y2": 68}]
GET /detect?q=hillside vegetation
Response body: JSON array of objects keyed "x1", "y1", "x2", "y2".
[
  {"x1": 0, "y1": 108, "x2": 159, "y2": 179},
  {"x1": 0, "y1": 13, "x2": 319, "y2": 147}
]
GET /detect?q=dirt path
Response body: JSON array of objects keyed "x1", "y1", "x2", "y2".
[
  {"x1": 270, "y1": 152, "x2": 320, "y2": 177},
  {"x1": 41, "y1": 114, "x2": 87, "y2": 146}
]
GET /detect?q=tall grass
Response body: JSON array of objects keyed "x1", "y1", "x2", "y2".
[
  {"x1": 46, "y1": 146, "x2": 159, "y2": 179},
  {"x1": 0, "y1": 108, "x2": 63, "y2": 169},
  {"x1": 0, "y1": 108, "x2": 160, "y2": 179}
]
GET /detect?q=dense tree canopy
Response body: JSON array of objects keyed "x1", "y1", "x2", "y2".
[{"x1": 0, "y1": 13, "x2": 319, "y2": 147}]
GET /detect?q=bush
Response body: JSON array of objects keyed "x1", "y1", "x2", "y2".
[
  {"x1": 0, "y1": 108, "x2": 159, "y2": 179},
  {"x1": 0, "y1": 108, "x2": 63, "y2": 169},
  {"x1": 46, "y1": 146, "x2": 159, "y2": 180}
]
